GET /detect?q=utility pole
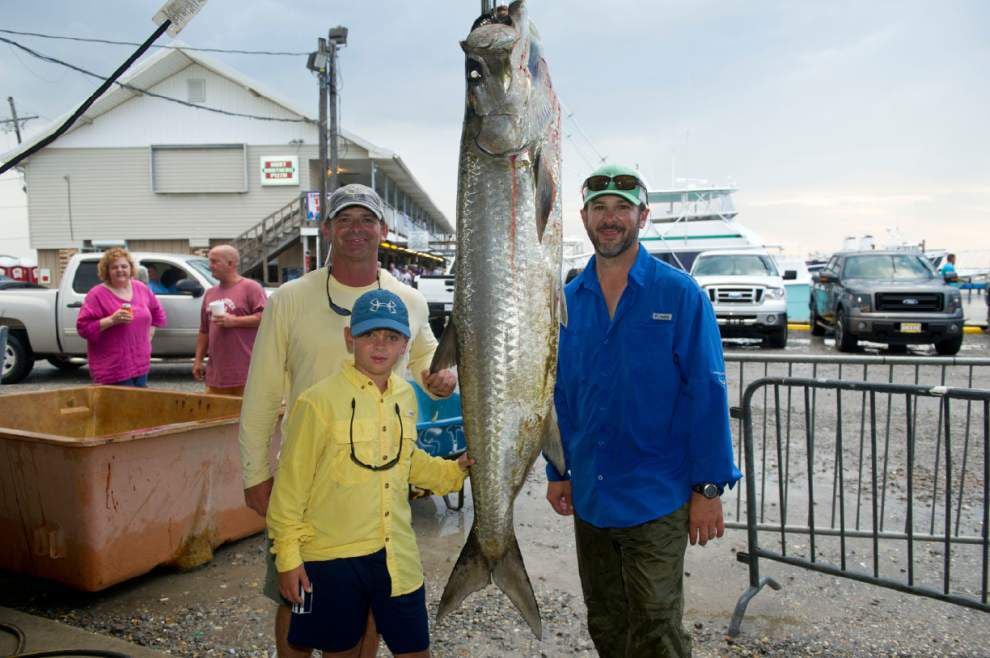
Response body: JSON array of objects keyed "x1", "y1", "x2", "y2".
[
  {"x1": 315, "y1": 39, "x2": 329, "y2": 223},
  {"x1": 307, "y1": 38, "x2": 331, "y2": 269},
  {"x1": 327, "y1": 27, "x2": 348, "y2": 197},
  {"x1": 3, "y1": 97, "x2": 38, "y2": 145}
]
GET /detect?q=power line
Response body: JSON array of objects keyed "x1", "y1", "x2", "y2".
[
  {"x1": 0, "y1": 28, "x2": 309, "y2": 56},
  {"x1": 0, "y1": 22, "x2": 173, "y2": 174},
  {"x1": 559, "y1": 98, "x2": 607, "y2": 166},
  {"x1": 0, "y1": 35, "x2": 315, "y2": 158}
]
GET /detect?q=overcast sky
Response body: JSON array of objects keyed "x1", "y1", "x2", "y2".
[{"x1": 2, "y1": 0, "x2": 989, "y2": 266}]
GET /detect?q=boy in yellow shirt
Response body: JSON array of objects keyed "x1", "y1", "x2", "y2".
[{"x1": 267, "y1": 289, "x2": 472, "y2": 657}]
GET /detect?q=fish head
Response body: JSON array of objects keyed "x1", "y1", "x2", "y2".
[{"x1": 461, "y1": 1, "x2": 535, "y2": 156}]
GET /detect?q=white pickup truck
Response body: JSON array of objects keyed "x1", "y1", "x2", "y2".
[
  {"x1": 416, "y1": 260, "x2": 455, "y2": 339},
  {"x1": 0, "y1": 251, "x2": 219, "y2": 384},
  {"x1": 690, "y1": 249, "x2": 796, "y2": 349}
]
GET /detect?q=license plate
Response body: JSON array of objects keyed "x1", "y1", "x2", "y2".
[
  {"x1": 727, "y1": 317, "x2": 743, "y2": 325},
  {"x1": 900, "y1": 322, "x2": 922, "y2": 334}
]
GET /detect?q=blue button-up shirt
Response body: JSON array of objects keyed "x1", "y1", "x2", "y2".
[{"x1": 549, "y1": 245, "x2": 741, "y2": 528}]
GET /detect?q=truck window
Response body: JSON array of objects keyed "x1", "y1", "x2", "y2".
[
  {"x1": 71, "y1": 261, "x2": 102, "y2": 294},
  {"x1": 844, "y1": 255, "x2": 934, "y2": 280},
  {"x1": 141, "y1": 260, "x2": 193, "y2": 295},
  {"x1": 693, "y1": 255, "x2": 778, "y2": 277}
]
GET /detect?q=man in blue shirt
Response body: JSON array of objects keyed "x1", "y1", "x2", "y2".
[
  {"x1": 547, "y1": 163, "x2": 741, "y2": 657},
  {"x1": 939, "y1": 253, "x2": 959, "y2": 285}
]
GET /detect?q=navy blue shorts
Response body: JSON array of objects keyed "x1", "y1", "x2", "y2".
[{"x1": 288, "y1": 550, "x2": 429, "y2": 654}]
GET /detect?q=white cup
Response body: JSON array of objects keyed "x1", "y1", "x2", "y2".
[{"x1": 209, "y1": 300, "x2": 227, "y2": 317}]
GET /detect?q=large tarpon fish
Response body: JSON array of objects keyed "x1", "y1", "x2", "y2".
[{"x1": 430, "y1": 0, "x2": 566, "y2": 639}]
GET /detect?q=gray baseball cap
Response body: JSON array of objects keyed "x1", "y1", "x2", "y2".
[{"x1": 327, "y1": 184, "x2": 385, "y2": 221}]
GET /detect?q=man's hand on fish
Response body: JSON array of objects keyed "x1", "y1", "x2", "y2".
[
  {"x1": 546, "y1": 480, "x2": 574, "y2": 516},
  {"x1": 422, "y1": 368, "x2": 457, "y2": 397},
  {"x1": 456, "y1": 453, "x2": 476, "y2": 471},
  {"x1": 277, "y1": 564, "x2": 311, "y2": 605},
  {"x1": 243, "y1": 477, "x2": 274, "y2": 517},
  {"x1": 687, "y1": 493, "x2": 725, "y2": 546}
]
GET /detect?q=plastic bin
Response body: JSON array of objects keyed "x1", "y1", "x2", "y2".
[
  {"x1": 411, "y1": 382, "x2": 466, "y2": 510},
  {"x1": 0, "y1": 386, "x2": 271, "y2": 591}
]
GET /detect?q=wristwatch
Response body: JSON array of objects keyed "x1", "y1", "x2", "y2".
[{"x1": 692, "y1": 482, "x2": 723, "y2": 499}]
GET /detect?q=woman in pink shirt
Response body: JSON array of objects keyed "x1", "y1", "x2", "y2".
[{"x1": 76, "y1": 248, "x2": 167, "y2": 386}]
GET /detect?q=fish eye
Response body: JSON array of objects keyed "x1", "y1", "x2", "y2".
[{"x1": 466, "y1": 60, "x2": 484, "y2": 83}]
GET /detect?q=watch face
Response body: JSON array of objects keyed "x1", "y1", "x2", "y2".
[{"x1": 703, "y1": 483, "x2": 719, "y2": 498}]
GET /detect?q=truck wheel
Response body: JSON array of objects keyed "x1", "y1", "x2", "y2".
[
  {"x1": 47, "y1": 356, "x2": 83, "y2": 371},
  {"x1": 2, "y1": 332, "x2": 35, "y2": 384},
  {"x1": 834, "y1": 309, "x2": 858, "y2": 352},
  {"x1": 762, "y1": 325, "x2": 788, "y2": 349},
  {"x1": 809, "y1": 305, "x2": 826, "y2": 337},
  {"x1": 934, "y1": 334, "x2": 963, "y2": 356}
]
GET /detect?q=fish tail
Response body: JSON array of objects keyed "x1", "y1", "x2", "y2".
[
  {"x1": 438, "y1": 525, "x2": 543, "y2": 639},
  {"x1": 492, "y1": 532, "x2": 542, "y2": 639}
]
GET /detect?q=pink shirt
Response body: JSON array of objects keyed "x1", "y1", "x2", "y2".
[
  {"x1": 77, "y1": 280, "x2": 167, "y2": 384},
  {"x1": 199, "y1": 278, "x2": 267, "y2": 388}
]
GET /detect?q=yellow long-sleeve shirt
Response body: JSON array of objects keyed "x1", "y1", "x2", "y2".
[
  {"x1": 267, "y1": 362, "x2": 466, "y2": 596},
  {"x1": 238, "y1": 267, "x2": 439, "y2": 488}
]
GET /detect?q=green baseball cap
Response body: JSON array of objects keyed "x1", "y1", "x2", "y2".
[{"x1": 581, "y1": 163, "x2": 648, "y2": 208}]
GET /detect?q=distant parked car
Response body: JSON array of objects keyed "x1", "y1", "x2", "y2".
[
  {"x1": 0, "y1": 275, "x2": 44, "y2": 290},
  {"x1": 810, "y1": 250, "x2": 964, "y2": 354}
]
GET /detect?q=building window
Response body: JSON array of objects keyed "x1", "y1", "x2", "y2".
[
  {"x1": 150, "y1": 144, "x2": 248, "y2": 194},
  {"x1": 187, "y1": 79, "x2": 206, "y2": 103}
]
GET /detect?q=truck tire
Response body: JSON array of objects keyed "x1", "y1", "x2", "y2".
[
  {"x1": 809, "y1": 305, "x2": 826, "y2": 337},
  {"x1": 2, "y1": 332, "x2": 35, "y2": 384},
  {"x1": 762, "y1": 325, "x2": 788, "y2": 349},
  {"x1": 934, "y1": 334, "x2": 963, "y2": 356},
  {"x1": 47, "y1": 355, "x2": 84, "y2": 371},
  {"x1": 834, "y1": 309, "x2": 858, "y2": 352}
]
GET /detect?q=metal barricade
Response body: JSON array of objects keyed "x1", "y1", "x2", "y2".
[
  {"x1": 723, "y1": 353, "x2": 990, "y2": 527},
  {"x1": 728, "y1": 376, "x2": 990, "y2": 636}
]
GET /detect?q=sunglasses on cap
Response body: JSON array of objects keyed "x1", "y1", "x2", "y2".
[{"x1": 582, "y1": 174, "x2": 644, "y2": 193}]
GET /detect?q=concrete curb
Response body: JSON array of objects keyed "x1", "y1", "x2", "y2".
[
  {"x1": 0, "y1": 606, "x2": 171, "y2": 658},
  {"x1": 787, "y1": 323, "x2": 986, "y2": 334}
]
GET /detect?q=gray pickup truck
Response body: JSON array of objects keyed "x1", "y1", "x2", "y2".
[
  {"x1": 809, "y1": 250, "x2": 964, "y2": 354},
  {"x1": 0, "y1": 251, "x2": 218, "y2": 384}
]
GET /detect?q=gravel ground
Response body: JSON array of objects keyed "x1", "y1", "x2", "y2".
[{"x1": 3, "y1": 332, "x2": 990, "y2": 656}]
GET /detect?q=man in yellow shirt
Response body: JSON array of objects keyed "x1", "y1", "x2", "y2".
[
  {"x1": 239, "y1": 184, "x2": 457, "y2": 657},
  {"x1": 268, "y1": 290, "x2": 471, "y2": 657}
]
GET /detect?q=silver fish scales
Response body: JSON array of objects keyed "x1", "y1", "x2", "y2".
[{"x1": 431, "y1": 0, "x2": 566, "y2": 639}]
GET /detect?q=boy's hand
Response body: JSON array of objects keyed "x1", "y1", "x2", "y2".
[
  {"x1": 456, "y1": 452, "x2": 475, "y2": 472},
  {"x1": 278, "y1": 565, "x2": 311, "y2": 605},
  {"x1": 422, "y1": 368, "x2": 457, "y2": 398}
]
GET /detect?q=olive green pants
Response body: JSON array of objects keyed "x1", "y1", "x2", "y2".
[{"x1": 574, "y1": 505, "x2": 692, "y2": 658}]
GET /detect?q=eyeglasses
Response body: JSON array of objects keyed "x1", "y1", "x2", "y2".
[
  {"x1": 582, "y1": 174, "x2": 644, "y2": 193},
  {"x1": 326, "y1": 268, "x2": 381, "y2": 317},
  {"x1": 348, "y1": 399, "x2": 404, "y2": 471}
]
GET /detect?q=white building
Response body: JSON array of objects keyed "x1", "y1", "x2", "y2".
[{"x1": 2, "y1": 45, "x2": 452, "y2": 285}]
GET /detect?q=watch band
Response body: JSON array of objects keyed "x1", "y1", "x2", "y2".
[{"x1": 692, "y1": 482, "x2": 724, "y2": 499}]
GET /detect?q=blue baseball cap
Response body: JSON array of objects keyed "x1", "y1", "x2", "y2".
[{"x1": 349, "y1": 289, "x2": 410, "y2": 338}]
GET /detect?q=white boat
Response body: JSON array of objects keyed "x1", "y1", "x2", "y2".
[
  {"x1": 640, "y1": 186, "x2": 812, "y2": 322},
  {"x1": 640, "y1": 186, "x2": 766, "y2": 272}
]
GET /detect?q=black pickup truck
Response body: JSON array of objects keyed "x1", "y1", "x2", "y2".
[{"x1": 810, "y1": 250, "x2": 964, "y2": 354}]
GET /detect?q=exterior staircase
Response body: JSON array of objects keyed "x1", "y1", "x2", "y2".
[{"x1": 232, "y1": 193, "x2": 307, "y2": 283}]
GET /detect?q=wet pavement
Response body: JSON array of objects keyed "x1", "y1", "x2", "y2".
[{"x1": 2, "y1": 330, "x2": 990, "y2": 656}]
